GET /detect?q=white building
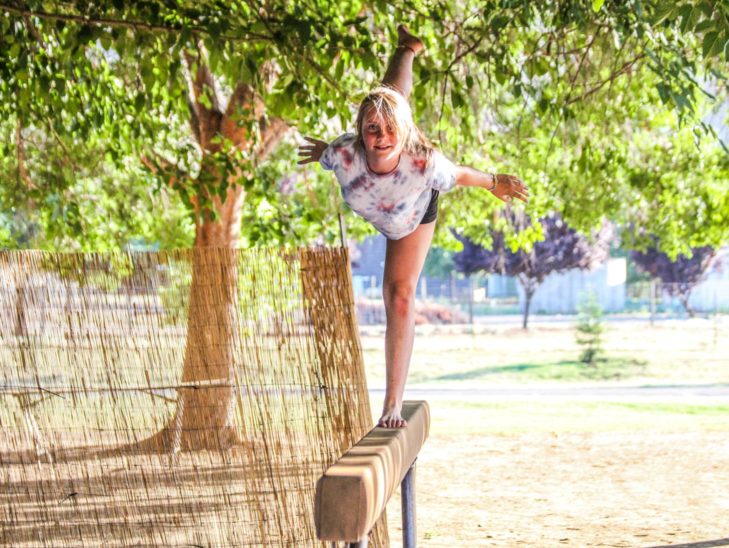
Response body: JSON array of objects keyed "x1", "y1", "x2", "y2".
[{"x1": 502, "y1": 258, "x2": 627, "y2": 314}]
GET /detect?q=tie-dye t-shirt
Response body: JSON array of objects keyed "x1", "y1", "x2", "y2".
[{"x1": 320, "y1": 133, "x2": 457, "y2": 240}]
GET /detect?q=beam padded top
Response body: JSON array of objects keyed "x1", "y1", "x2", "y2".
[{"x1": 315, "y1": 401, "x2": 430, "y2": 542}]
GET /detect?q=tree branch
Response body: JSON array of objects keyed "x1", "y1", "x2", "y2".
[
  {"x1": 18, "y1": 2, "x2": 49, "y2": 54},
  {"x1": 43, "y1": 116, "x2": 83, "y2": 173},
  {"x1": 566, "y1": 32, "x2": 599, "y2": 100},
  {"x1": 186, "y1": 46, "x2": 222, "y2": 114},
  {"x1": 15, "y1": 119, "x2": 35, "y2": 189},
  {"x1": 183, "y1": 48, "x2": 223, "y2": 150},
  {"x1": 225, "y1": 82, "x2": 256, "y2": 120},
  {"x1": 567, "y1": 54, "x2": 646, "y2": 105},
  {"x1": 140, "y1": 152, "x2": 188, "y2": 189},
  {"x1": 446, "y1": 34, "x2": 481, "y2": 72},
  {"x1": 0, "y1": 3, "x2": 272, "y2": 42},
  {"x1": 256, "y1": 116, "x2": 289, "y2": 161},
  {"x1": 242, "y1": 0, "x2": 343, "y2": 94}
]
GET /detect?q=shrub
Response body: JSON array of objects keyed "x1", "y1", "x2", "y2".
[{"x1": 575, "y1": 292, "x2": 604, "y2": 366}]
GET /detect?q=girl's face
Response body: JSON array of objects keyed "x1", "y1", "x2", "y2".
[{"x1": 361, "y1": 109, "x2": 401, "y2": 163}]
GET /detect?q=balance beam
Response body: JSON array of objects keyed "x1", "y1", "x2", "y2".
[{"x1": 315, "y1": 401, "x2": 430, "y2": 547}]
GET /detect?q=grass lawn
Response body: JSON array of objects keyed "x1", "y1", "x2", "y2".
[{"x1": 361, "y1": 318, "x2": 729, "y2": 386}]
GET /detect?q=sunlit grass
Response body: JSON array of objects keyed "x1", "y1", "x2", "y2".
[
  {"x1": 362, "y1": 319, "x2": 729, "y2": 386},
  {"x1": 425, "y1": 400, "x2": 729, "y2": 435}
]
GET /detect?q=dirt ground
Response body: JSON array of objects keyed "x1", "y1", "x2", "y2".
[
  {"x1": 385, "y1": 429, "x2": 729, "y2": 547},
  {"x1": 360, "y1": 322, "x2": 729, "y2": 546}
]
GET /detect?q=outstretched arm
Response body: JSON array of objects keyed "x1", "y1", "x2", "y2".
[
  {"x1": 455, "y1": 165, "x2": 529, "y2": 203},
  {"x1": 297, "y1": 136, "x2": 329, "y2": 165}
]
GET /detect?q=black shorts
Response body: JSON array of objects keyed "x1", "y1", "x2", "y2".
[{"x1": 420, "y1": 189, "x2": 439, "y2": 224}]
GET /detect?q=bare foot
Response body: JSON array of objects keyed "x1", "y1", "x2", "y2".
[
  {"x1": 397, "y1": 24, "x2": 424, "y2": 55},
  {"x1": 378, "y1": 403, "x2": 408, "y2": 429}
]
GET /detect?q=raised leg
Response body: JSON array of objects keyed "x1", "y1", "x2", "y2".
[
  {"x1": 381, "y1": 25, "x2": 424, "y2": 100},
  {"x1": 380, "y1": 221, "x2": 435, "y2": 428}
]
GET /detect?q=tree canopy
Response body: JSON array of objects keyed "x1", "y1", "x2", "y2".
[
  {"x1": 1, "y1": 0, "x2": 728, "y2": 253},
  {"x1": 453, "y1": 210, "x2": 613, "y2": 327},
  {"x1": 631, "y1": 243, "x2": 717, "y2": 316}
]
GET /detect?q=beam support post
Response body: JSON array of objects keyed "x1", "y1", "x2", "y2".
[{"x1": 401, "y1": 461, "x2": 416, "y2": 548}]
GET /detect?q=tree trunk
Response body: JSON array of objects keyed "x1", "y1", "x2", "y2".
[
  {"x1": 124, "y1": 202, "x2": 246, "y2": 454},
  {"x1": 173, "y1": 246, "x2": 241, "y2": 451},
  {"x1": 522, "y1": 290, "x2": 533, "y2": 329},
  {"x1": 117, "y1": 57, "x2": 288, "y2": 454},
  {"x1": 173, "y1": 206, "x2": 246, "y2": 450},
  {"x1": 678, "y1": 290, "x2": 695, "y2": 318},
  {"x1": 518, "y1": 275, "x2": 536, "y2": 330}
]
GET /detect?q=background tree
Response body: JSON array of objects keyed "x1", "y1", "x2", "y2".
[
  {"x1": 575, "y1": 292, "x2": 605, "y2": 367},
  {"x1": 422, "y1": 246, "x2": 456, "y2": 279},
  {"x1": 1, "y1": 2, "x2": 374, "y2": 450},
  {"x1": 453, "y1": 210, "x2": 614, "y2": 328},
  {"x1": 630, "y1": 244, "x2": 717, "y2": 317},
  {"x1": 2, "y1": 1, "x2": 728, "y2": 252}
]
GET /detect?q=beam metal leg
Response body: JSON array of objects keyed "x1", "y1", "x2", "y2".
[{"x1": 401, "y1": 462, "x2": 416, "y2": 548}]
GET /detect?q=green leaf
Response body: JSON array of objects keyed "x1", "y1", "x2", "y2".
[
  {"x1": 679, "y1": 7, "x2": 694, "y2": 34},
  {"x1": 592, "y1": 0, "x2": 605, "y2": 12},
  {"x1": 702, "y1": 31, "x2": 723, "y2": 58},
  {"x1": 652, "y1": 4, "x2": 676, "y2": 25},
  {"x1": 451, "y1": 87, "x2": 465, "y2": 109},
  {"x1": 490, "y1": 16, "x2": 509, "y2": 33},
  {"x1": 99, "y1": 32, "x2": 112, "y2": 50},
  {"x1": 694, "y1": 20, "x2": 716, "y2": 34},
  {"x1": 78, "y1": 25, "x2": 93, "y2": 44},
  {"x1": 135, "y1": 94, "x2": 145, "y2": 112},
  {"x1": 494, "y1": 67, "x2": 507, "y2": 85},
  {"x1": 295, "y1": 21, "x2": 312, "y2": 44},
  {"x1": 655, "y1": 83, "x2": 670, "y2": 104}
]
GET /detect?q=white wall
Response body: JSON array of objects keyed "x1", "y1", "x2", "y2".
[{"x1": 517, "y1": 258, "x2": 627, "y2": 314}]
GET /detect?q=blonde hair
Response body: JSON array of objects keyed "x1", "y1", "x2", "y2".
[{"x1": 355, "y1": 86, "x2": 433, "y2": 161}]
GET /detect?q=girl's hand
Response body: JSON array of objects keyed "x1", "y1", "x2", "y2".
[
  {"x1": 297, "y1": 136, "x2": 328, "y2": 165},
  {"x1": 493, "y1": 174, "x2": 529, "y2": 203}
]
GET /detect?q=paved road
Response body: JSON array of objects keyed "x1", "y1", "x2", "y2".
[{"x1": 369, "y1": 384, "x2": 729, "y2": 404}]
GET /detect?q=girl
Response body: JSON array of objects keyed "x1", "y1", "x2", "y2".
[{"x1": 298, "y1": 25, "x2": 528, "y2": 428}]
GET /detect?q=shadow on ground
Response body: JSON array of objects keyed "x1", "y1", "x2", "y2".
[{"x1": 427, "y1": 358, "x2": 646, "y2": 382}]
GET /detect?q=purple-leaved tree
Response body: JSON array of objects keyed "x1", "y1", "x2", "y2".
[
  {"x1": 630, "y1": 245, "x2": 717, "y2": 317},
  {"x1": 453, "y1": 210, "x2": 613, "y2": 328}
]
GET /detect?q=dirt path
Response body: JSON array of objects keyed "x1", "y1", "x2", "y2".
[
  {"x1": 386, "y1": 431, "x2": 729, "y2": 547},
  {"x1": 371, "y1": 384, "x2": 729, "y2": 403}
]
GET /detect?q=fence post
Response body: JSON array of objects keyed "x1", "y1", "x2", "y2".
[
  {"x1": 468, "y1": 276, "x2": 474, "y2": 325},
  {"x1": 338, "y1": 213, "x2": 348, "y2": 248},
  {"x1": 713, "y1": 285, "x2": 718, "y2": 348},
  {"x1": 649, "y1": 280, "x2": 656, "y2": 325}
]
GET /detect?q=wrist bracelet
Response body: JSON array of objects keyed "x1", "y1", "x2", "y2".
[{"x1": 488, "y1": 173, "x2": 497, "y2": 192}]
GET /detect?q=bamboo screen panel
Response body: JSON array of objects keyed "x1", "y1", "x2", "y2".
[{"x1": 0, "y1": 247, "x2": 388, "y2": 547}]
